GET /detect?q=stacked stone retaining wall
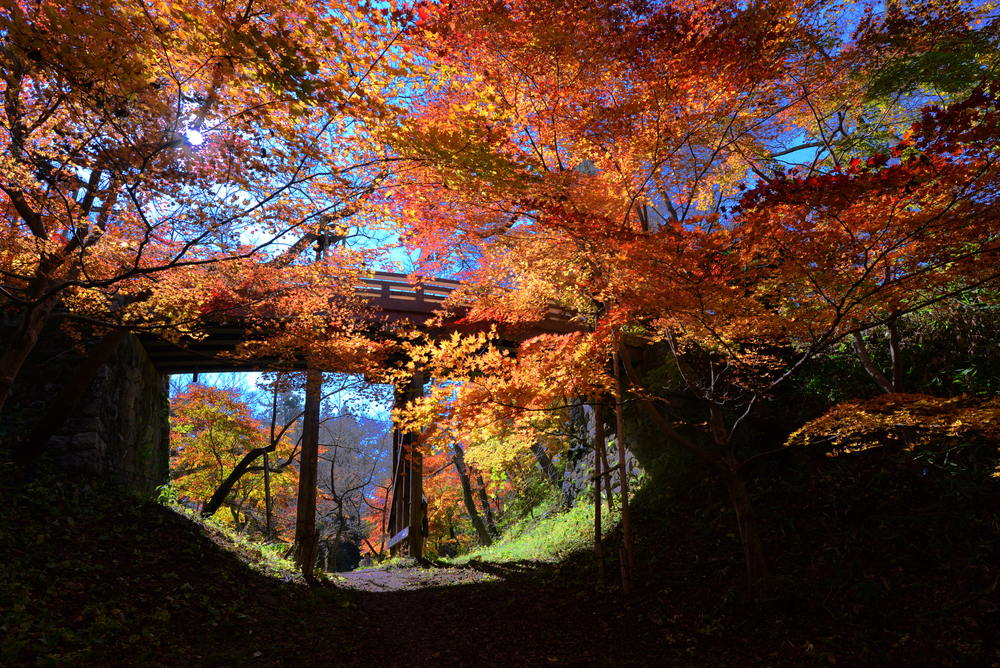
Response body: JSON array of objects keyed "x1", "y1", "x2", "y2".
[
  {"x1": 560, "y1": 403, "x2": 644, "y2": 506},
  {"x1": 3, "y1": 323, "x2": 169, "y2": 496}
]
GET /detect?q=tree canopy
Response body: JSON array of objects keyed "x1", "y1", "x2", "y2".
[
  {"x1": 0, "y1": 0, "x2": 411, "y2": 412},
  {"x1": 375, "y1": 0, "x2": 1000, "y2": 599}
]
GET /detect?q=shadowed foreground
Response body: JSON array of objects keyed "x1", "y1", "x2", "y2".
[{"x1": 2, "y1": 457, "x2": 998, "y2": 667}]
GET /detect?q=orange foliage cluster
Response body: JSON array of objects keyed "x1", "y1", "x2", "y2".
[
  {"x1": 0, "y1": 0, "x2": 413, "y2": 412},
  {"x1": 379, "y1": 0, "x2": 1000, "y2": 453},
  {"x1": 171, "y1": 385, "x2": 299, "y2": 538},
  {"x1": 373, "y1": 0, "x2": 1000, "y2": 593},
  {"x1": 789, "y1": 393, "x2": 1000, "y2": 456}
]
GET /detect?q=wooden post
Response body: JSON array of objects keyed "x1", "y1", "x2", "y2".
[
  {"x1": 388, "y1": 425, "x2": 400, "y2": 555},
  {"x1": 388, "y1": 427, "x2": 410, "y2": 557},
  {"x1": 408, "y1": 445, "x2": 423, "y2": 559},
  {"x1": 263, "y1": 449, "x2": 272, "y2": 541},
  {"x1": 387, "y1": 383, "x2": 404, "y2": 556},
  {"x1": 594, "y1": 401, "x2": 605, "y2": 580},
  {"x1": 406, "y1": 371, "x2": 424, "y2": 559},
  {"x1": 613, "y1": 350, "x2": 634, "y2": 594},
  {"x1": 387, "y1": 371, "x2": 425, "y2": 558},
  {"x1": 294, "y1": 369, "x2": 322, "y2": 582}
]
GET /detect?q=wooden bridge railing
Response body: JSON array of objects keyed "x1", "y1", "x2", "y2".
[{"x1": 358, "y1": 272, "x2": 462, "y2": 305}]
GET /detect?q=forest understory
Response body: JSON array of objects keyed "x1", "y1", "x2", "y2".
[{"x1": 2, "y1": 443, "x2": 997, "y2": 668}]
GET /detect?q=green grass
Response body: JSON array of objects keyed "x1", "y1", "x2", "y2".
[{"x1": 447, "y1": 492, "x2": 622, "y2": 564}]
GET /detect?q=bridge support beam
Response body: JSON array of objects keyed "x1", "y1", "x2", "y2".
[
  {"x1": 408, "y1": 433, "x2": 423, "y2": 559},
  {"x1": 387, "y1": 370, "x2": 424, "y2": 558}
]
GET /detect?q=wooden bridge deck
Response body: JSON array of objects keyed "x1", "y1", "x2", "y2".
[{"x1": 140, "y1": 271, "x2": 584, "y2": 375}]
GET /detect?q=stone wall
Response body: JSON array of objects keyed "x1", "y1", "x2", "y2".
[
  {"x1": 4, "y1": 325, "x2": 169, "y2": 496},
  {"x1": 560, "y1": 402, "x2": 644, "y2": 507}
]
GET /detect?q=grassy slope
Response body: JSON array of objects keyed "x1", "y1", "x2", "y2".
[
  {"x1": 0, "y1": 462, "x2": 350, "y2": 668},
  {"x1": 445, "y1": 493, "x2": 620, "y2": 565}
]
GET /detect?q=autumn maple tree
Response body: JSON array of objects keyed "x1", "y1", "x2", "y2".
[
  {"x1": 380, "y1": 0, "x2": 1000, "y2": 600},
  {"x1": 360, "y1": 476, "x2": 393, "y2": 557},
  {"x1": 380, "y1": 0, "x2": 856, "y2": 600},
  {"x1": 0, "y1": 0, "x2": 410, "y2": 418},
  {"x1": 171, "y1": 384, "x2": 299, "y2": 535}
]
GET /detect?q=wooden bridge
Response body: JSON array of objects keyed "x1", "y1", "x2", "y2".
[{"x1": 139, "y1": 271, "x2": 583, "y2": 376}]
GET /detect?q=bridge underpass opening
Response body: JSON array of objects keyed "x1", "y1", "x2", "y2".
[
  {"x1": 150, "y1": 269, "x2": 643, "y2": 576},
  {"x1": 166, "y1": 369, "x2": 418, "y2": 574}
]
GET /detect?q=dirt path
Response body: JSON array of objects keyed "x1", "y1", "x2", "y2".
[{"x1": 336, "y1": 564, "x2": 499, "y2": 593}]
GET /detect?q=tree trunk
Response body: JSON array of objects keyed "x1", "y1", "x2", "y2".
[
  {"x1": 721, "y1": 465, "x2": 770, "y2": 602},
  {"x1": 263, "y1": 450, "x2": 273, "y2": 541},
  {"x1": 376, "y1": 482, "x2": 389, "y2": 558},
  {"x1": 452, "y1": 443, "x2": 493, "y2": 546},
  {"x1": 332, "y1": 503, "x2": 346, "y2": 573},
  {"x1": 293, "y1": 370, "x2": 322, "y2": 582},
  {"x1": 613, "y1": 350, "x2": 634, "y2": 594},
  {"x1": 0, "y1": 293, "x2": 61, "y2": 415},
  {"x1": 888, "y1": 317, "x2": 904, "y2": 392},
  {"x1": 529, "y1": 441, "x2": 559, "y2": 487},
  {"x1": 593, "y1": 401, "x2": 605, "y2": 579},
  {"x1": 200, "y1": 444, "x2": 277, "y2": 517},
  {"x1": 364, "y1": 537, "x2": 382, "y2": 561},
  {"x1": 475, "y1": 472, "x2": 499, "y2": 537},
  {"x1": 230, "y1": 506, "x2": 243, "y2": 532},
  {"x1": 852, "y1": 331, "x2": 896, "y2": 394},
  {"x1": 15, "y1": 328, "x2": 127, "y2": 474},
  {"x1": 618, "y1": 344, "x2": 770, "y2": 602},
  {"x1": 854, "y1": 325, "x2": 918, "y2": 446}
]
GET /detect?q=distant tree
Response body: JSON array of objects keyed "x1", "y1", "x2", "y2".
[
  {"x1": 317, "y1": 409, "x2": 392, "y2": 568},
  {"x1": 360, "y1": 478, "x2": 392, "y2": 559},
  {"x1": 448, "y1": 441, "x2": 492, "y2": 547},
  {"x1": 171, "y1": 385, "x2": 298, "y2": 536}
]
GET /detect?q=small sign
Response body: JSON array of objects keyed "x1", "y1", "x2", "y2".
[{"x1": 385, "y1": 527, "x2": 409, "y2": 549}]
